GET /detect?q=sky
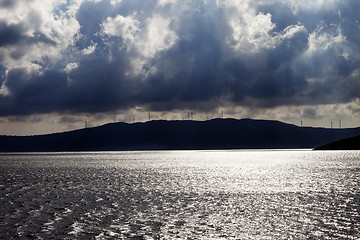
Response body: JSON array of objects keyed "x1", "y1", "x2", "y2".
[{"x1": 0, "y1": 0, "x2": 360, "y2": 135}]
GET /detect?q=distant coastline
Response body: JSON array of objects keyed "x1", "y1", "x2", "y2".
[
  {"x1": 315, "y1": 135, "x2": 360, "y2": 150},
  {"x1": 1, "y1": 118, "x2": 360, "y2": 152}
]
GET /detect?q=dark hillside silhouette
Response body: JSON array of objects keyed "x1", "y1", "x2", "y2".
[
  {"x1": 315, "y1": 135, "x2": 360, "y2": 150},
  {"x1": 1, "y1": 118, "x2": 360, "y2": 151}
]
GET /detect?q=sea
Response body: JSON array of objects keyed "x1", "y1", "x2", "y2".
[{"x1": 0, "y1": 150, "x2": 359, "y2": 239}]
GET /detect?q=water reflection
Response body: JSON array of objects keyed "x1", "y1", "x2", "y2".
[{"x1": 0, "y1": 150, "x2": 359, "y2": 239}]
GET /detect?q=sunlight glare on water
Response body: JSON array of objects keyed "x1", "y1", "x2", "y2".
[{"x1": 0, "y1": 150, "x2": 359, "y2": 239}]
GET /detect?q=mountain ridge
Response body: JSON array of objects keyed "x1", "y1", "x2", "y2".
[{"x1": 1, "y1": 118, "x2": 359, "y2": 152}]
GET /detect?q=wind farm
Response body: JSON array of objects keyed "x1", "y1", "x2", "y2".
[{"x1": 1, "y1": 118, "x2": 359, "y2": 152}]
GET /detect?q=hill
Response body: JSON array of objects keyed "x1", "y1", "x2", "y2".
[
  {"x1": 314, "y1": 135, "x2": 360, "y2": 150},
  {"x1": 1, "y1": 118, "x2": 360, "y2": 151}
]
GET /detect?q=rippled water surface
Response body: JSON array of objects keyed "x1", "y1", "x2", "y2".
[{"x1": 1, "y1": 150, "x2": 359, "y2": 239}]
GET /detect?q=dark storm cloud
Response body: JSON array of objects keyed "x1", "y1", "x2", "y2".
[
  {"x1": 0, "y1": 0, "x2": 15, "y2": 8},
  {"x1": 0, "y1": 22, "x2": 23, "y2": 47},
  {"x1": 0, "y1": 0, "x2": 360, "y2": 116},
  {"x1": 137, "y1": 6, "x2": 228, "y2": 104},
  {"x1": 0, "y1": 64, "x2": 5, "y2": 86},
  {"x1": 65, "y1": 56, "x2": 136, "y2": 112},
  {"x1": 249, "y1": 63, "x2": 307, "y2": 99},
  {"x1": 0, "y1": 68, "x2": 68, "y2": 115},
  {"x1": 0, "y1": 21, "x2": 56, "y2": 55}
]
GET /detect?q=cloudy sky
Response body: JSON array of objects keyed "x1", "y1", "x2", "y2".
[{"x1": 0, "y1": 0, "x2": 360, "y2": 135}]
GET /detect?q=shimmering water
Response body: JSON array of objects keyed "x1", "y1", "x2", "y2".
[{"x1": 0, "y1": 150, "x2": 359, "y2": 239}]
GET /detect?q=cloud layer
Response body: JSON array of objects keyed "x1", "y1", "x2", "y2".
[{"x1": 0, "y1": 0, "x2": 360, "y2": 116}]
